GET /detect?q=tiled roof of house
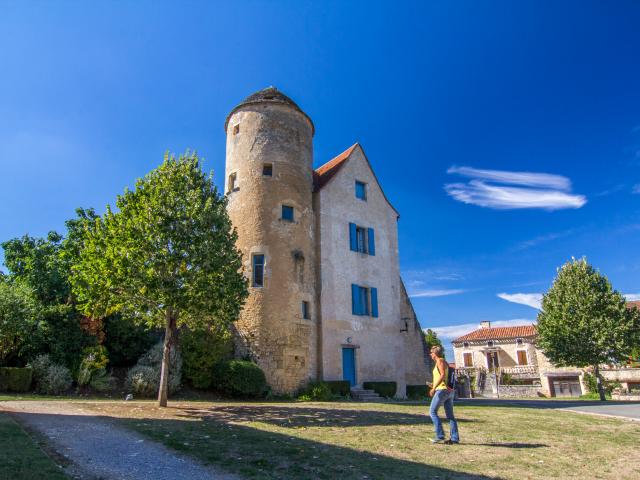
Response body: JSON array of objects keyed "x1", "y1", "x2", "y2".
[
  {"x1": 313, "y1": 143, "x2": 358, "y2": 191},
  {"x1": 452, "y1": 325, "x2": 537, "y2": 344},
  {"x1": 626, "y1": 300, "x2": 640, "y2": 310}
]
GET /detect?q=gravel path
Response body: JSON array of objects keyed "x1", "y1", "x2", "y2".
[{"x1": 0, "y1": 401, "x2": 241, "y2": 480}]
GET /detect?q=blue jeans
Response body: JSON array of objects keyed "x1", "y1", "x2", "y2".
[{"x1": 429, "y1": 389, "x2": 459, "y2": 442}]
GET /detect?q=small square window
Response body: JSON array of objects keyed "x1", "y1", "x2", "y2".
[
  {"x1": 463, "y1": 342, "x2": 469, "y2": 348},
  {"x1": 282, "y1": 205, "x2": 294, "y2": 222},
  {"x1": 355, "y1": 181, "x2": 367, "y2": 200},
  {"x1": 233, "y1": 124, "x2": 240, "y2": 135},
  {"x1": 302, "y1": 301, "x2": 310, "y2": 320},
  {"x1": 263, "y1": 163, "x2": 273, "y2": 176}
]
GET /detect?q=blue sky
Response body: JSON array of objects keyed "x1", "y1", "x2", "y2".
[{"x1": 1, "y1": 1, "x2": 639, "y2": 357}]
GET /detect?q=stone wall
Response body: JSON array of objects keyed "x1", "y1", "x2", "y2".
[
  {"x1": 226, "y1": 102, "x2": 317, "y2": 394},
  {"x1": 315, "y1": 145, "x2": 428, "y2": 396}
]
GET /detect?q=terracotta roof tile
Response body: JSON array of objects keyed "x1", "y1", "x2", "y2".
[
  {"x1": 453, "y1": 325, "x2": 537, "y2": 344},
  {"x1": 313, "y1": 143, "x2": 358, "y2": 191},
  {"x1": 626, "y1": 300, "x2": 640, "y2": 310}
]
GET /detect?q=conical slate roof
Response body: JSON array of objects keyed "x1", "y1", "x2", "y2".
[{"x1": 225, "y1": 87, "x2": 314, "y2": 134}]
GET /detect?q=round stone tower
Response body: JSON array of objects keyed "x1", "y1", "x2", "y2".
[{"x1": 224, "y1": 87, "x2": 317, "y2": 394}]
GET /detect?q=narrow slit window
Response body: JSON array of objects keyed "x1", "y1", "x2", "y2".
[
  {"x1": 233, "y1": 124, "x2": 240, "y2": 135},
  {"x1": 356, "y1": 227, "x2": 367, "y2": 253},
  {"x1": 355, "y1": 181, "x2": 367, "y2": 200},
  {"x1": 228, "y1": 172, "x2": 237, "y2": 193},
  {"x1": 282, "y1": 205, "x2": 294, "y2": 222},
  {"x1": 252, "y1": 254, "x2": 265, "y2": 287},
  {"x1": 302, "y1": 301, "x2": 310, "y2": 320},
  {"x1": 263, "y1": 163, "x2": 273, "y2": 176}
]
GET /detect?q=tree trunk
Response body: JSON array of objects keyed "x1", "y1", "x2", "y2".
[
  {"x1": 594, "y1": 364, "x2": 606, "y2": 401},
  {"x1": 158, "y1": 310, "x2": 177, "y2": 407}
]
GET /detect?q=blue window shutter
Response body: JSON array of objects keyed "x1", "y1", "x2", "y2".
[
  {"x1": 367, "y1": 228, "x2": 375, "y2": 256},
  {"x1": 349, "y1": 223, "x2": 357, "y2": 251},
  {"x1": 351, "y1": 284, "x2": 359, "y2": 315},
  {"x1": 371, "y1": 287, "x2": 378, "y2": 317}
]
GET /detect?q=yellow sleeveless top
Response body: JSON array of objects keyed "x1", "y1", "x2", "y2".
[{"x1": 432, "y1": 362, "x2": 448, "y2": 390}]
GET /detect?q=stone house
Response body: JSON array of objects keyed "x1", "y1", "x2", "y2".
[
  {"x1": 452, "y1": 322, "x2": 586, "y2": 397},
  {"x1": 224, "y1": 87, "x2": 430, "y2": 396}
]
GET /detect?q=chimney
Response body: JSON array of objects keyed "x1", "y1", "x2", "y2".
[{"x1": 480, "y1": 321, "x2": 491, "y2": 329}]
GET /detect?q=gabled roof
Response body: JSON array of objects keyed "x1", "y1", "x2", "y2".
[
  {"x1": 453, "y1": 325, "x2": 537, "y2": 344},
  {"x1": 313, "y1": 144, "x2": 358, "y2": 190},
  {"x1": 313, "y1": 143, "x2": 400, "y2": 217},
  {"x1": 627, "y1": 300, "x2": 640, "y2": 310}
]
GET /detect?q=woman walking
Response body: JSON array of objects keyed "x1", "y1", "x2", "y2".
[{"x1": 428, "y1": 345, "x2": 460, "y2": 444}]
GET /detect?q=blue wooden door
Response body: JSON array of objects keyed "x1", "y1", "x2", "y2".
[{"x1": 342, "y1": 347, "x2": 356, "y2": 386}]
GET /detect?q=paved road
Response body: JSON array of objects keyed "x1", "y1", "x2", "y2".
[
  {"x1": 1, "y1": 401, "x2": 240, "y2": 480},
  {"x1": 456, "y1": 398, "x2": 640, "y2": 420}
]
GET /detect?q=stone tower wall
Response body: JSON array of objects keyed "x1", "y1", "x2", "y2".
[{"x1": 225, "y1": 102, "x2": 317, "y2": 394}]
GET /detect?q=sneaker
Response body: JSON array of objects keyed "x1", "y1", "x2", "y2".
[
  {"x1": 430, "y1": 438, "x2": 445, "y2": 444},
  {"x1": 444, "y1": 439, "x2": 459, "y2": 445}
]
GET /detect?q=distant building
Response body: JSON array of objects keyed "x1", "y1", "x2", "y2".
[
  {"x1": 452, "y1": 321, "x2": 585, "y2": 397},
  {"x1": 224, "y1": 87, "x2": 430, "y2": 396}
]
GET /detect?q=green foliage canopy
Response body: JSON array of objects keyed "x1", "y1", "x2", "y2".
[
  {"x1": 423, "y1": 328, "x2": 443, "y2": 351},
  {"x1": 0, "y1": 282, "x2": 39, "y2": 366},
  {"x1": 537, "y1": 258, "x2": 640, "y2": 368}
]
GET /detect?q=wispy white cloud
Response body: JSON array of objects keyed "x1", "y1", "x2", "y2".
[
  {"x1": 625, "y1": 293, "x2": 640, "y2": 301},
  {"x1": 429, "y1": 318, "x2": 536, "y2": 342},
  {"x1": 445, "y1": 166, "x2": 586, "y2": 211},
  {"x1": 513, "y1": 229, "x2": 575, "y2": 251},
  {"x1": 497, "y1": 293, "x2": 542, "y2": 309},
  {"x1": 409, "y1": 289, "x2": 465, "y2": 298}
]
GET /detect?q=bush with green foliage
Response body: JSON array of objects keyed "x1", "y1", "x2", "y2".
[
  {"x1": 29, "y1": 354, "x2": 72, "y2": 395},
  {"x1": 76, "y1": 345, "x2": 115, "y2": 392},
  {"x1": 125, "y1": 343, "x2": 182, "y2": 397},
  {"x1": 181, "y1": 326, "x2": 233, "y2": 389},
  {"x1": 297, "y1": 381, "x2": 332, "y2": 401},
  {"x1": 213, "y1": 360, "x2": 266, "y2": 398},
  {"x1": 325, "y1": 380, "x2": 351, "y2": 397},
  {"x1": 103, "y1": 315, "x2": 158, "y2": 368},
  {"x1": 0, "y1": 282, "x2": 39, "y2": 366},
  {"x1": 363, "y1": 381, "x2": 397, "y2": 398},
  {"x1": 406, "y1": 384, "x2": 428, "y2": 399},
  {"x1": 0, "y1": 367, "x2": 33, "y2": 392}
]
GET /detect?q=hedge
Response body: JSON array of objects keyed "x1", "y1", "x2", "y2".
[
  {"x1": 0, "y1": 367, "x2": 33, "y2": 392},
  {"x1": 363, "y1": 381, "x2": 397, "y2": 398},
  {"x1": 406, "y1": 384, "x2": 428, "y2": 399},
  {"x1": 325, "y1": 380, "x2": 351, "y2": 397},
  {"x1": 213, "y1": 360, "x2": 266, "y2": 398}
]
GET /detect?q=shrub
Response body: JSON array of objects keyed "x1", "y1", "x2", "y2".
[
  {"x1": 363, "y1": 381, "x2": 397, "y2": 398},
  {"x1": 406, "y1": 384, "x2": 428, "y2": 399},
  {"x1": 298, "y1": 381, "x2": 332, "y2": 401},
  {"x1": 584, "y1": 372, "x2": 616, "y2": 395},
  {"x1": 181, "y1": 326, "x2": 233, "y2": 389},
  {"x1": 325, "y1": 380, "x2": 351, "y2": 397},
  {"x1": 77, "y1": 345, "x2": 110, "y2": 387},
  {"x1": 103, "y1": 315, "x2": 158, "y2": 368},
  {"x1": 29, "y1": 354, "x2": 53, "y2": 390},
  {"x1": 41, "y1": 364, "x2": 72, "y2": 395},
  {"x1": 126, "y1": 365, "x2": 158, "y2": 397},
  {"x1": 125, "y1": 342, "x2": 182, "y2": 397},
  {"x1": 213, "y1": 360, "x2": 266, "y2": 397},
  {"x1": 0, "y1": 367, "x2": 33, "y2": 392}
]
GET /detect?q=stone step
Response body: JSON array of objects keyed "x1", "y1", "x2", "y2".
[{"x1": 350, "y1": 388, "x2": 383, "y2": 402}]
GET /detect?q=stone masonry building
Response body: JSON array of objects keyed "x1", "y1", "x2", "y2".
[{"x1": 224, "y1": 87, "x2": 430, "y2": 396}]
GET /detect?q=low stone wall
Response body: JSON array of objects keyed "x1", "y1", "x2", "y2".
[
  {"x1": 496, "y1": 385, "x2": 542, "y2": 398},
  {"x1": 612, "y1": 393, "x2": 640, "y2": 401},
  {"x1": 601, "y1": 368, "x2": 640, "y2": 383}
]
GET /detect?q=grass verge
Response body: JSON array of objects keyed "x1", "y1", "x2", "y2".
[
  {"x1": 72, "y1": 400, "x2": 640, "y2": 480},
  {"x1": 0, "y1": 412, "x2": 68, "y2": 480}
]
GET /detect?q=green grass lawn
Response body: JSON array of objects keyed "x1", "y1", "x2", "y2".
[
  {"x1": 73, "y1": 400, "x2": 640, "y2": 480},
  {"x1": 0, "y1": 413, "x2": 68, "y2": 480}
]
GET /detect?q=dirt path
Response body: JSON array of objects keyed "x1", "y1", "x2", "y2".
[{"x1": 0, "y1": 401, "x2": 241, "y2": 480}]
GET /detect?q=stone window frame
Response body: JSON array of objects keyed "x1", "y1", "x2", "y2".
[
  {"x1": 281, "y1": 205, "x2": 294, "y2": 222},
  {"x1": 227, "y1": 171, "x2": 239, "y2": 193},
  {"x1": 301, "y1": 300, "x2": 310, "y2": 320},
  {"x1": 251, "y1": 253, "x2": 265, "y2": 288}
]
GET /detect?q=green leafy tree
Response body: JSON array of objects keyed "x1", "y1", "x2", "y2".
[
  {"x1": 0, "y1": 282, "x2": 39, "y2": 366},
  {"x1": 71, "y1": 152, "x2": 248, "y2": 406},
  {"x1": 423, "y1": 328, "x2": 443, "y2": 351},
  {"x1": 537, "y1": 258, "x2": 640, "y2": 401}
]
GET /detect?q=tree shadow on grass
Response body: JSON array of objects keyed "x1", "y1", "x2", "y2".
[
  {"x1": 9, "y1": 409, "x2": 503, "y2": 480},
  {"x1": 174, "y1": 404, "x2": 480, "y2": 428}
]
